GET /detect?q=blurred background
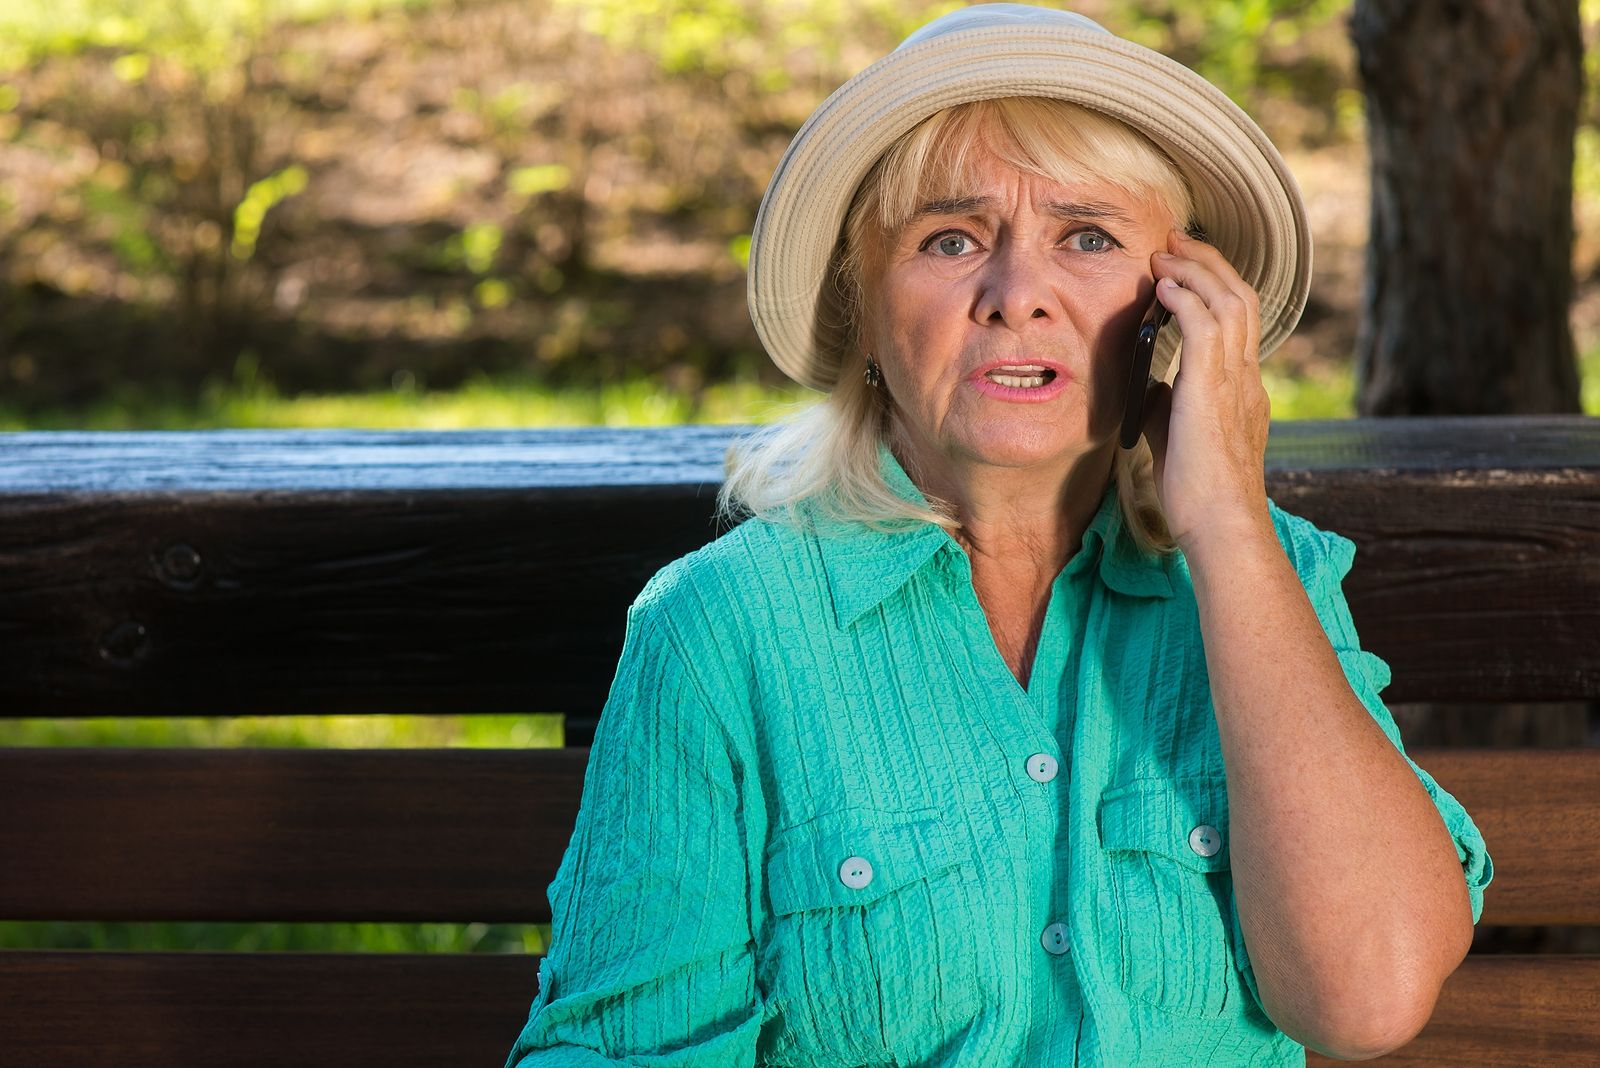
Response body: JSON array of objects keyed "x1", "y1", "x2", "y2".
[{"x1": 1, "y1": 0, "x2": 1596, "y2": 956}]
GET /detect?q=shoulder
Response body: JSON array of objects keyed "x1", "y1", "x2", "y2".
[
  {"x1": 634, "y1": 514, "x2": 820, "y2": 621},
  {"x1": 627, "y1": 514, "x2": 832, "y2": 674},
  {"x1": 619, "y1": 516, "x2": 833, "y2": 740}
]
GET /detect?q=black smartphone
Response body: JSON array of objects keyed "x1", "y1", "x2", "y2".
[{"x1": 1119, "y1": 294, "x2": 1172, "y2": 449}]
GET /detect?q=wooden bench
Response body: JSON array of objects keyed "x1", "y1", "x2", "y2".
[{"x1": 1, "y1": 417, "x2": 1596, "y2": 1067}]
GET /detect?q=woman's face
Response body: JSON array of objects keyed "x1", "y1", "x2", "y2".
[{"x1": 863, "y1": 147, "x2": 1175, "y2": 478}]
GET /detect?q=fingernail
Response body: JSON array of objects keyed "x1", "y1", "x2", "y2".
[{"x1": 1154, "y1": 251, "x2": 1174, "y2": 260}]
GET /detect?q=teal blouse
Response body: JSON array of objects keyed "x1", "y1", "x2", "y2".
[{"x1": 505, "y1": 445, "x2": 1492, "y2": 1067}]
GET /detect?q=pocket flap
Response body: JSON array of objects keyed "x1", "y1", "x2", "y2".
[
  {"x1": 1098, "y1": 776, "x2": 1231, "y2": 874},
  {"x1": 766, "y1": 809, "x2": 968, "y2": 915}
]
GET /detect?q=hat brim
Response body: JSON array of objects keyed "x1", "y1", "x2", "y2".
[{"x1": 747, "y1": 24, "x2": 1312, "y2": 392}]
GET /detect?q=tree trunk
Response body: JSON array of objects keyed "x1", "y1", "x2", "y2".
[{"x1": 1350, "y1": 0, "x2": 1584, "y2": 414}]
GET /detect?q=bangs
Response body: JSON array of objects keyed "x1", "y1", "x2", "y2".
[{"x1": 876, "y1": 97, "x2": 1192, "y2": 234}]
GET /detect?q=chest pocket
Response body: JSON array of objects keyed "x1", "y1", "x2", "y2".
[
  {"x1": 1099, "y1": 776, "x2": 1240, "y2": 1019},
  {"x1": 759, "y1": 807, "x2": 982, "y2": 1066}
]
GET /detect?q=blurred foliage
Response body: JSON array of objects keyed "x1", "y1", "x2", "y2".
[
  {"x1": 560, "y1": 0, "x2": 1349, "y2": 113},
  {"x1": 0, "y1": 0, "x2": 431, "y2": 74},
  {"x1": 232, "y1": 163, "x2": 308, "y2": 260},
  {"x1": 0, "y1": 0, "x2": 1390, "y2": 416},
  {"x1": 561, "y1": 0, "x2": 961, "y2": 89}
]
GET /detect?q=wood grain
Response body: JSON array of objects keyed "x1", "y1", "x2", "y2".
[
  {"x1": 0, "y1": 747, "x2": 588, "y2": 922},
  {"x1": 0, "y1": 950, "x2": 538, "y2": 1068}
]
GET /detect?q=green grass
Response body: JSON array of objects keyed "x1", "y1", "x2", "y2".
[
  {"x1": 1261, "y1": 358, "x2": 1356, "y2": 419},
  {"x1": 0, "y1": 365, "x2": 821, "y2": 431},
  {"x1": 0, "y1": 713, "x2": 563, "y2": 748},
  {"x1": 0, "y1": 353, "x2": 1380, "y2": 432},
  {"x1": 0, "y1": 920, "x2": 550, "y2": 954}
]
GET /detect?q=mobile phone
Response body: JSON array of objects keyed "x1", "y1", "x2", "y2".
[{"x1": 1119, "y1": 294, "x2": 1172, "y2": 449}]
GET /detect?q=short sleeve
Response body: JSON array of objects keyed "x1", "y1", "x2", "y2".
[
  {"x1": 1268, "y1": 503, "x2": 1495, "y2": 925},
  {"x1": 503, "y1": 595, "x2": 762, "y2": 1067}
]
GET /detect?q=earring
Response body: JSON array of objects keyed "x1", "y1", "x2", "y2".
[{"x1": 864, "y1": 357, "x2": 883, "y2": 389}]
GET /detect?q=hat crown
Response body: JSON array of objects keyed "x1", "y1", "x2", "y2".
[{"x1": 896, "y1": 3, "x2": 1109, "y2": 51}]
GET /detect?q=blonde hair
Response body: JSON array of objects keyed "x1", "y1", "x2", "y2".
[{"x1": 720, "y1": 97, "x2": 1193, "y2": 556}]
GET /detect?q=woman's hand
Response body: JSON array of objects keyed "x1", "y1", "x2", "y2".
[{"x1": 1138, "y1": 228, "x2": 1273, "y2": 553}]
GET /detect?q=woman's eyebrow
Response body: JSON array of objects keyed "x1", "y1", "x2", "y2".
[
  {"x1": 909, "y1": 195, "x2": 991, "y2": 220},
  {"x1": 1045, "y1": 200, "x2": 1135, "y2": 225}
]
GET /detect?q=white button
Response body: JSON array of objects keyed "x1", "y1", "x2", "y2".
[
  {"x1": 839, "y1": 856, "x2": 874, "y2": 890},
  {"x1": 1188, "y1": 824, "x2": 1222, "y2": 857},
  {"x1": 1025, "y1": 752, "x2": 1059, "y2": 783},
  {"x1": 1041, "y1": 922, "x2": 1070, "y2": 955}
]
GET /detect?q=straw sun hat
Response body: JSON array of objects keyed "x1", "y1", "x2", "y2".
[{"x1": 746, "y1": 3, "x2": 1312, "y2": 393}]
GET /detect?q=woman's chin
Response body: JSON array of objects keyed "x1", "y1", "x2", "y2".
[{"x1": 952, "y1": 426, "x2": 1099, "y2": 472}]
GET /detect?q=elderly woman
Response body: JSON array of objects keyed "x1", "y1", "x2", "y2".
[{"x1": 505, "y1": 5, "x2": 1492, "y2": 1066}]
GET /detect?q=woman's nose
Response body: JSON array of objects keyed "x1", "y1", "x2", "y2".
[{"x1": 973, "y1": 243, "x2": 1064, "y2": 327}]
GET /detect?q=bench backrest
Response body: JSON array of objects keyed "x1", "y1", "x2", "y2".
[{"x1": 1, "y1": 417, "x2": 1596, "y2": 1067}]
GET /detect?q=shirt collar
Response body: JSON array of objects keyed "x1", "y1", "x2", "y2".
[{"x1": 813, "y1": 441, "x2": 1175, "y2": 629}]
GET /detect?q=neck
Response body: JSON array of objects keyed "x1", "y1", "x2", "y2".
[
  {"x1": 888, "y1": 423, "x2": 1118, "y2": 577},
  {"x1": 887, "y1": 424, "x2": 1118, "y2": 692}
]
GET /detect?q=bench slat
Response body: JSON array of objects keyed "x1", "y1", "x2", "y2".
[
  {"x1": 0, "y1": 747, "x2": 587, "y2": 922},
  {"x1": 0, "y1": 950, "x2": 1592, "y2": 1066},
  {"x1": 2, "y1": 746, "x2": 1596, "y2": 926},
  {"x1": 0, "y1": 950, "x2": 537, "y2": 1068},
  {"x1": 2, "y1": 419, "x2": 1596, "y2": 717},
  {"x1": 1422, "y1": 749, "x2": 1600, "y2": 926}
]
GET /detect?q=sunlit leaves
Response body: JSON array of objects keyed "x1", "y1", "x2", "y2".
[{"x1": 231, "y1": 163, "x2": 308, "y2": 261}]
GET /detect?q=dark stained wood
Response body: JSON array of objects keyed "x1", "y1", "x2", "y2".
[
  {"x1": 0, "y1": 485, "x2": 724, "y2": 719},
  {"x1": 0, "y1": 747, "x2": 588, "y2": 922},
  {"x1": 1307, "y1": 955, "x2": 1600, "y2": 1066},
  {"x1": 0, "y1": 419, "x2": 1596, "y2": 717},
  {"x1": 1, "y1": 745, "x2": 1595, "y2": 927},
  {"x1": 0, "y1": 951, "x2": 1592, "y2": 1067},
  {"x1": 0, "y1": 950, "x2": 538, "y2": 1068},
  {"x1": 1, "y1": 422, "x2": 1595, "y2": 1064}
]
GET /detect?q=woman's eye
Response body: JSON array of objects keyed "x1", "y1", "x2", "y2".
[
  {"x1": 928, "y1": 232, "x2": 975, "y2": 257},
  {"x1": 1066, "y1": 229, "x2": 1115, "y2": 253}
]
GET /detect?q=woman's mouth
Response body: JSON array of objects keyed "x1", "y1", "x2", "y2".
[
  {"x1": 984, "y1": 365, "x2": 1057, "y2": 389},
  {"x1": 969, "y1": 362, "x2": 1070, "y2": 403}
]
